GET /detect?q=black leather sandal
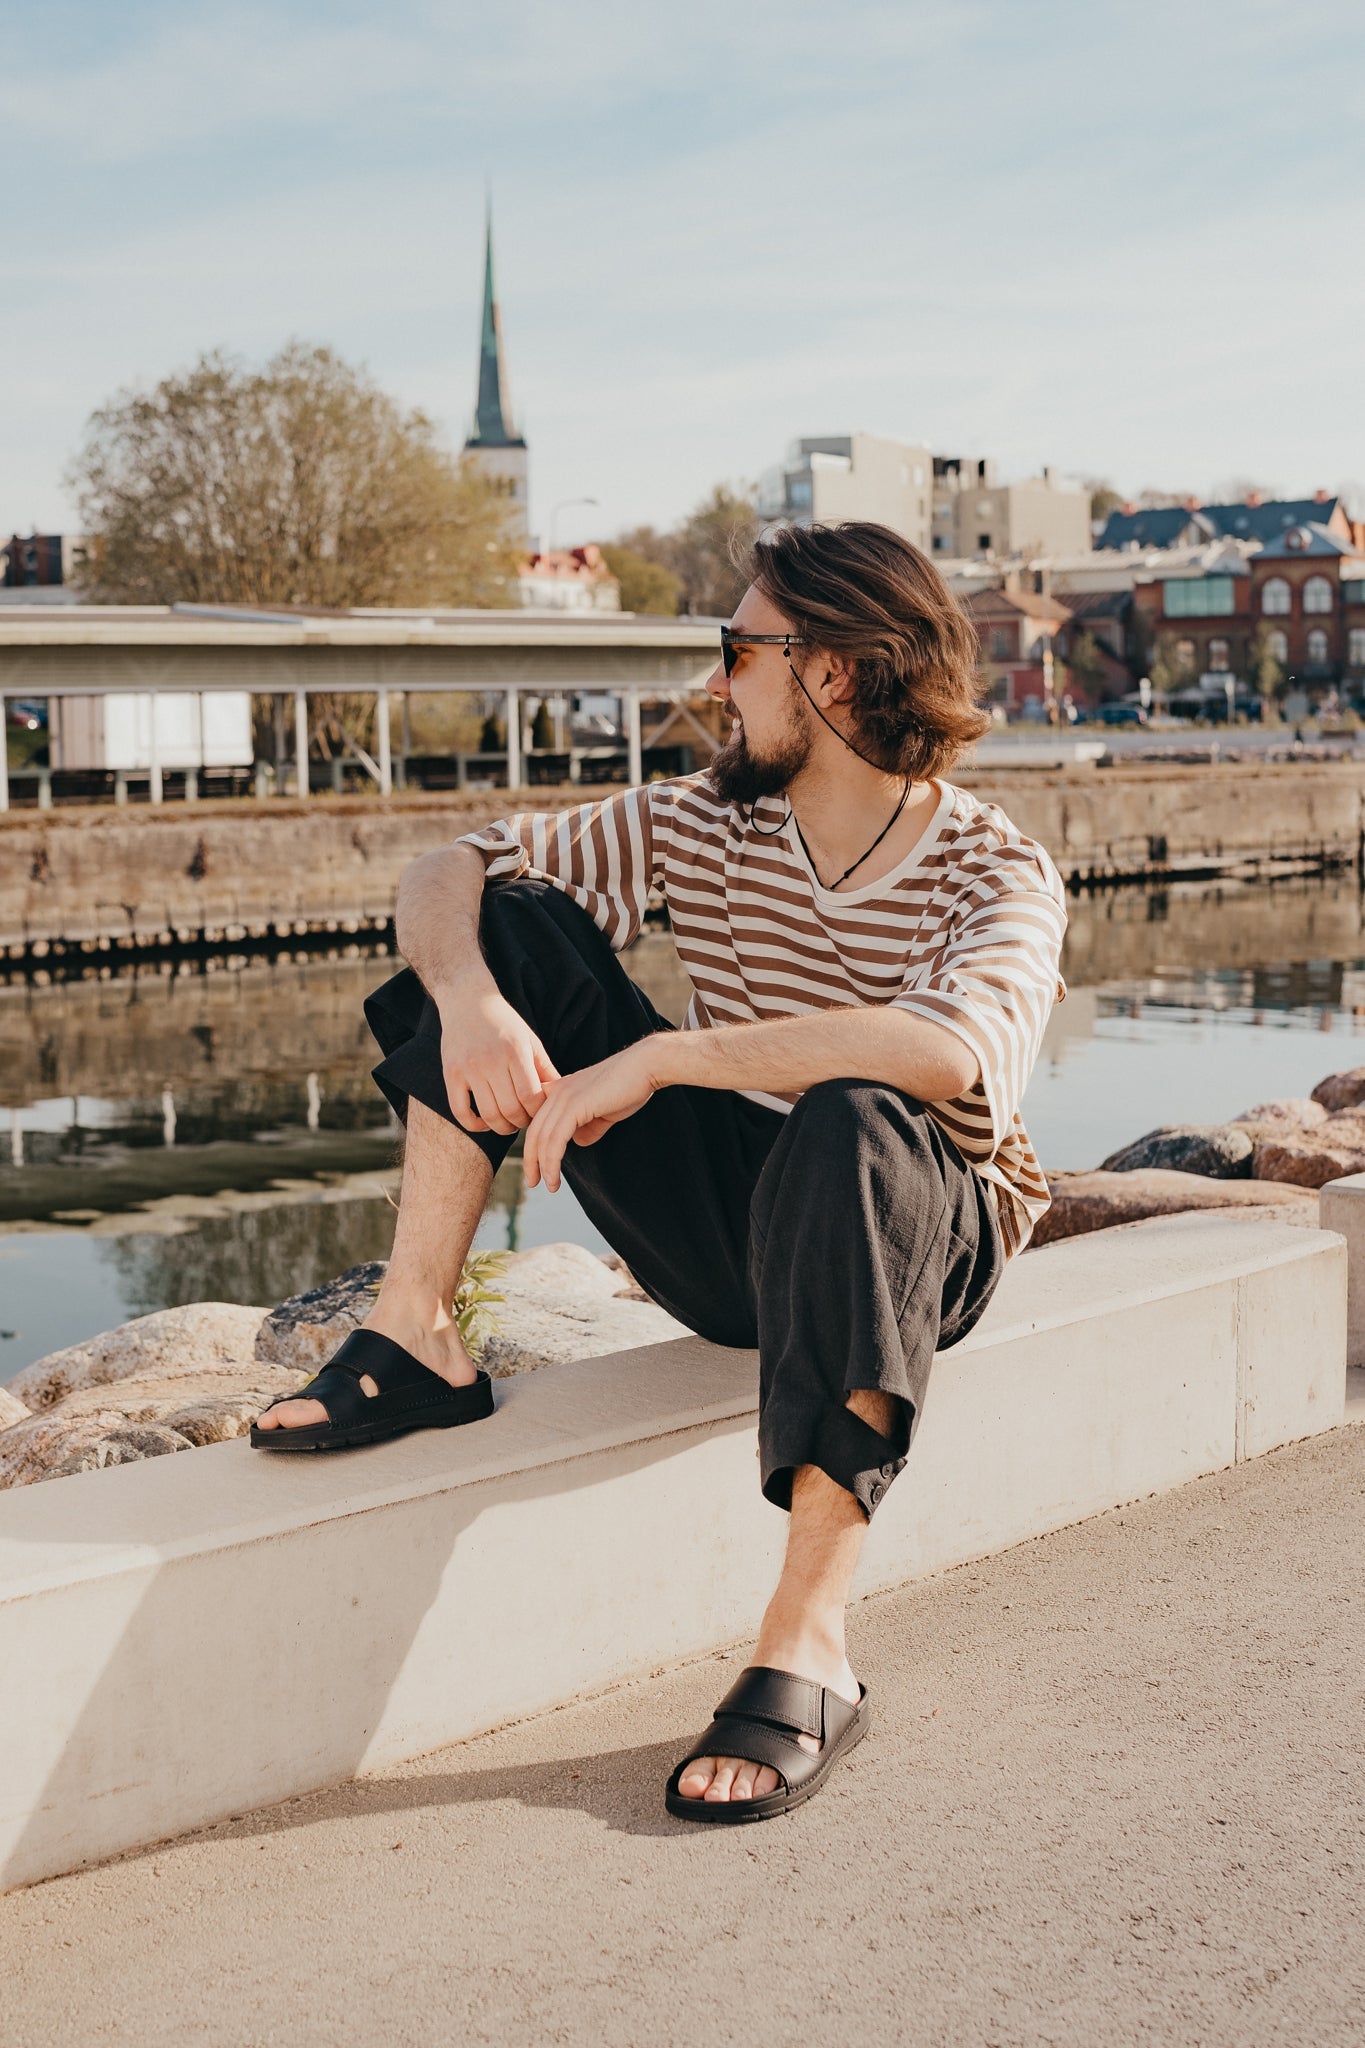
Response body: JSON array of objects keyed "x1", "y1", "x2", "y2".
[
  {"x1": 249, "y1": 1329, "x2": 494, "y2": 1452},
  {"x1": 665, "y1": 1665, "x2": 870, "y2": 1824}
]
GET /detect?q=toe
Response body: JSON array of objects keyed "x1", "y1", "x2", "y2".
[
  {"x1": 677, "y1": 1758, "x2": 716, "y2": 1800},
  {"x1": 730, "y1": 1761, "x2": 762, "y2": 1802},
  {"x1": 256, "y1": 1398, "x2": 327, "y2": 1431},
  {"x1": 705, "y1": 1760, "x2": 738, "y2": 1802}
]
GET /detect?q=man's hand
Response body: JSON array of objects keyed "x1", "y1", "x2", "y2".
[
  {"x1": 523, "y1": 1042, "x2": 658, "y2": 1192},
  {"x1": 437, "y1": 977, "x2": 561, "y2": 1137}
]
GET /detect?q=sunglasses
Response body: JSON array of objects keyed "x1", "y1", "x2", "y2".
[{"x1": 719, "y1": 627, "x2": 802, "y2": 679}]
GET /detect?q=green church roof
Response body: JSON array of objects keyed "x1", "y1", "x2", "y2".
[{"x1": 465, "y1": 206, "x2": 525, "y2": 451}]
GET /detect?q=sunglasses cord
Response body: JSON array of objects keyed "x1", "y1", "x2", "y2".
[{"x1": 745, "y1": 650, "x2": 913, "y2": 886}]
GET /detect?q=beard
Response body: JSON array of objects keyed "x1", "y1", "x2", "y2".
[{"x1": 709, "y1": 698, "x2": 814, "y2": 806}]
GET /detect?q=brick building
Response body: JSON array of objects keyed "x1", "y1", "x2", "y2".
[
  {"x1": 1248, "y1": 524, "x2": 1365, "y2": 689},
  {"x1": 965, "y1": 587, "x2": 1071, "y2": 714}
]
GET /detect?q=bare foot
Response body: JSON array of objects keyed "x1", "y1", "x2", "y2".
[
  {"x1": 675, "y1": 1635, "x2": 860, "y2": 1804},
  {"x1": 253, "y1": 1303, "x2": 478, "y2": 1432}
]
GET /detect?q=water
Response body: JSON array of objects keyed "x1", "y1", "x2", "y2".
[{"x1": 4, "y1": 879, "x2": 1365, "y2": 1380}]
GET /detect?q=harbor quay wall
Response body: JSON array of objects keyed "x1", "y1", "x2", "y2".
[{"x1": 2, "y1": 761, "x2": 1364, "y2": 956}]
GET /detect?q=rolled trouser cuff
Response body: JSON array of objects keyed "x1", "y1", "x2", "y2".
[{"x1": 760, "y1": 1397, "x2": 911, "y2": 1519}]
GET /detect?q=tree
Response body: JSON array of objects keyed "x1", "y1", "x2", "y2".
[
  {"x1": 69, "y1": 343, "x2": 521, "y2": 610},
  {"x1": 530, "y1": 699, "x2": 554, "y2": 750},
  {"x1": 1150, "y1": 630, "x2": 1195, "y2": 697},
  {"x1": 598, "y1": 543, "x2": 682, "y2": 616},
  {"x1": 1249, "y1": 622, "x2": 1287, "y2": 702},
  {"x1": 617, "y1": 482, "x2": 760, "y2": 618},
  {"x1": 1065, "y1": 628, "x2": 1109, "y2": 700},
  {"x1": 1083, "y1": 478, "x2": 1124, "y2": 525}
]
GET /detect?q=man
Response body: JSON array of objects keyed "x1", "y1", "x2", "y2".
[{"x1": 253, "y1": 521, "x2": 1067, "y2": 1824}]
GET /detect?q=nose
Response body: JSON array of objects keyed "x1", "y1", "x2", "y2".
[{"x1": 703, "y1": 661, "x2": 731, "y2": 702}]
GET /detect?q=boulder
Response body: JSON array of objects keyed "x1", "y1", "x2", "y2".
[
  {"x1": 1251, "y1": 1111, "x2": 1365, "y2": 1189},
  {"x1": 253, "y1": 1262, "x2": 385, "y2": 1375},
  {"x1": 254, "y1": 1244, "x2": 687, "y2": 1380},
  {"x1": 0, "y1": 1387, "x2": 30, "y2": 1431},
  {"x1": 1231, "y1": 1097, "x2": 1327, "y2": 1129},
  {"x1": 1311, "y1": 1068, "x2": 1365, "y2": 1114},
  {"x1": 8, "y1": 1302, "x2": 268, "y2": 1412},
  {"x1": 0, "y1": 1362, "x2": 300, "y2": 1490},
  {"x1": 1032, "y1": 1169, "x2": 1319, "y2": 1247},
  {"x1": 1098, "y1": 1124, "x2": 1253, "y2": 1179}
]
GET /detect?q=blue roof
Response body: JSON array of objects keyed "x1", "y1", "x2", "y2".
[
  {"x1": 1096, "y1": 506, "x2": 1205, "y2": 551},
  {"x1": 1256, "y1": 521, "x2": 1355, "y2": 561},
  {"x1": 1199, "y1": 497, "x2": 1341, "y2": 543}
]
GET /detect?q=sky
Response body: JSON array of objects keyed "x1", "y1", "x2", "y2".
[{"x1": 4, "y1": 0, "x2": 1365, "y2": 549}]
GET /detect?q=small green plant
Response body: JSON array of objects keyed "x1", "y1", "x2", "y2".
[{"x1": 453, "y1": 1248, "x2": 509, "y2": 1358}]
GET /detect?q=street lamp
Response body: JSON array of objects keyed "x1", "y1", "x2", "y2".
[{"x1": 547, "y1": 497, "x2": 598, "y2": 551}]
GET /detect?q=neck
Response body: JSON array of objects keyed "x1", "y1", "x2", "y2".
[{"x1": 786, "y1": 742, "x2": 921, "y2": 877}]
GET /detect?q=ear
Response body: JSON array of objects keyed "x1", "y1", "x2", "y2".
[{"x1": 820, "y1": 653, "x2": 857, "y2": 706}]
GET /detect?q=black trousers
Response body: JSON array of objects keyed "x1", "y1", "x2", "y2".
[{"x1": 365, "y1": 881, "x2": 1005, "y2": 1519}]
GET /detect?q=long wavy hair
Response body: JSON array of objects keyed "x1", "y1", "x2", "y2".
[{"x1": 741, "y1": 521, "x2": 990, "y2": 778}]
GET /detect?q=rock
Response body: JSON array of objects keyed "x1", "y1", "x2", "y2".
[
  {"x1": 1311, "y1": 1068, "x2": 1365, "y2": 1113},
  {"x1": 1251, "y1": 1111, "x2": 1365, "y2": 1189},
  {"x1": 8, "y1": 1302, "x2": 268, "y2": 1412},
  {"x1": 1098, "y1": 1125, "x2": 1253, "y2": 1179},
  {"x1": 0, "y1": 1362, "x2": 301, "y2": 1490},
  {"x1": 476, "y1": 1242, "x2": 687, "y2": 1376},
  {"x1": 1032, "y1": 1169, "x2": 1319, "y2": 1248},
  {"x1": 0, "y1": 1387, "x2": 31, "y2": 1431},
  {"x1": 253, "y1": 1262, "x2": 386, "y2": 1373},
  {"x1": 1230, "y1": 1098, "x2": 1327, "y2": 1129},
  {"x1": 256, "y1": 1244, "x2": 688, "y2": 1380}
]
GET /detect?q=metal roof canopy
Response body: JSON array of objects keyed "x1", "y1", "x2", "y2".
[
  {"x1": 0, "y1": 606, "x2": 720, "y2": 694},
  {"x1": 0, "y1": 607, "x2": 724, "y2": 808}
]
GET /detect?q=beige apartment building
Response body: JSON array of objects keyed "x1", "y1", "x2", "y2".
[
  {"x1": 757, "y1": 435, "x2": 933, "y2": 553},
  {"x1": 932, "y1": 457, "x2": 1091, "y2": 560}
]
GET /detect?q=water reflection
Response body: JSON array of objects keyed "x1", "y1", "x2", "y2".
[{"x1": 4, "y1": 885, "x2": 1365, "y2": 1378}]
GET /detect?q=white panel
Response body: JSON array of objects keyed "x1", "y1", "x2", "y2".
[{"x1": 199, "y1": 692, "x2": 253, "y2": 767}]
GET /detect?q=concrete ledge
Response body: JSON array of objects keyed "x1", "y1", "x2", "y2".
[{"x1": 0, "y1": 1210, "x2": 1345, "y2": 1892}]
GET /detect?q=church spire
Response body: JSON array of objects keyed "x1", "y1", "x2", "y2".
[{"x1": 467, "y1": 200, "x2": 524, "y2": 450}]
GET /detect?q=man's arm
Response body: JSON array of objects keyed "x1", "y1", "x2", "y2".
[
  {"x1": 395, "y1": 846, "x2": 559, "y2": 1137},
  {"x1": 522, "y1": 1006, "x2": 980, "y2": 1193}
]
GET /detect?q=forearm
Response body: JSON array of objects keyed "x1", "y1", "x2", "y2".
[
  {"x1": 394, "y1": 844, "x2": 496, "y2": 999},
  {"x1": 642, "y1": 1007, "x2": 980, "y2": 1103}
]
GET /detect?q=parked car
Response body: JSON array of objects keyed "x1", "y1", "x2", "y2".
[{"x1": 1097, "y1": 702, "x2": 1148, "y2": 727}]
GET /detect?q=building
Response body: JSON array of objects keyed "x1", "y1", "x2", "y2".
[
  {"x1": 1, "y1": 533, "x2": 93, "y2": 600},
  {"x1": 518, "y1": 545, "x2": 621, "y2": 612},
  {"x1": 757, "y1": 436, "x2": 933, "y2": 553},
  {"x1": 462, "y1": 206, "x2": 529, "y2": 546},
  {"x1": 932, "y1": 459, "x2": 1091, "y2": 561},
  {"x1": 1098, "y1": 490, "x2": 1353, "y2": 553},
  {"x1": 1131, "y1": 549, "x2": 1256, "y2": 687},
  {"x1": 1249, "y1": 524, "x2": 1365, "y2": 690},
  {"x1": 965, "y1": 586, "x2": 1071, "y2": 716}
]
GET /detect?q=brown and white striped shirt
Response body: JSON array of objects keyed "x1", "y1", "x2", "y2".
[{"x1": 458, "y1": 774, "x2": 1067, "y2": 1256}]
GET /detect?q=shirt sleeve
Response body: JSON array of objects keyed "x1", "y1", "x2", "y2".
[
  {"x1": 892, "y1": 859, "x2": 1067, "y2": 1149},
  {"x1": 454, "y1": 784, "x2": 664, "y2": 952}
]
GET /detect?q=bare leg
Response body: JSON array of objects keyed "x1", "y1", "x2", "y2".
[
  {"x1": 676, "y1": 1388, "x2": 896, "y2": 1802},
  {"x1": 256, "y1": 1101, "x2": 492, "y2": 1429}
]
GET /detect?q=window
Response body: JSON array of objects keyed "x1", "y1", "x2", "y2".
[
  {"x1": 1176, "y1": 638, "x2": 1197, "y2": 670},
  {"x1": 977, "y1": 533, "x2": 992, "y2": 552},
  {"x1": 1307, "y1": 629, "x2": 1329, "y2": 663},
  {"x1": 1261, "y1": 578, "x2": 1291, "y2": 616},
  {"x1": 1343, "y1": 580, "x2": 1365, "y2": 604},
  {"x1": 1208, "y1": 639, "x2": 1230, "y2": 671},
  {"x1": 1268, "y1": 629, "x2": 1289, "y2": 663},
  {"x1": 1303, "y1": 575, "x2": 1333, "y2": 615},
  {"x1": 1164, "y1": 576, "x2": 1235, "y2": 618},
  {"x1": 990, "y1": 627, "x2": 1013, "y2": 660},
  {"x1": 1349, "y1": 628, "x2": 1365, "y2": 667}
]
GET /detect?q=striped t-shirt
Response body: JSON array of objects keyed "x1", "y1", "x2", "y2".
[{"x1": 457, "y1": 773, "x2": 1067, "y2": 1256}]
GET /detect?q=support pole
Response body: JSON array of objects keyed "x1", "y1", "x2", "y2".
[
  {"x1": 0, "y1": 696, "x2": 8, "y2": 813},
  {"x1": 148, "y1": 688, "x2": 163, "y2": 805},
  {"x1": 626, "y1": 689, "x2": 643, "y2": 787},
  {"x1": 505, "y1": 686, "x2": 521, "y2": 791},
  {"x1": 294, "y1": 689, "x2": 309, "y2": 800},
  {"x1": 376, "y1": 686, "x2": 392, "y2": 796}
]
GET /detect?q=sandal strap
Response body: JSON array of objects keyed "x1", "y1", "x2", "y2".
[
  {"x1": 712, "y1": 1665, "x2": 827, "y2": 1741},
  {"x1": 291, "y1": 1330, "x2": 454, "y2": 1428}
]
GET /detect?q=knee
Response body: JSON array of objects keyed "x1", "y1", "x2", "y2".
[{"x1": 789, "y1": 1076, "x2": 927, "y2": 1139}]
